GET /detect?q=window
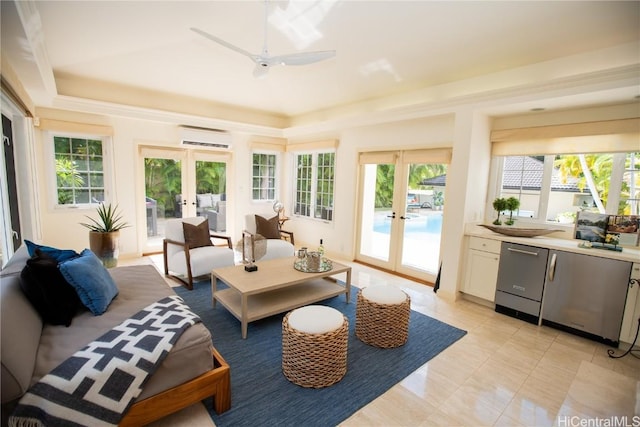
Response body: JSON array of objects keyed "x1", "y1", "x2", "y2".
[
  {"x1": 294, "y1": 151, "x2": 335, "y2": 221},
  {"x1": 252, "y1": 152, "x2": 277, "y2": 201},
  {"x1": 493, "y1": 152, "x2": 640, "y2": 223},
  {"x1": 50, "y1": 134, "x2": 109, "y2": 207}
]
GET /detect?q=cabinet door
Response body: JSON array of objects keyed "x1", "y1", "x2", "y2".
[{"x1": 463, "y1": 249, "x2": 499, "y2": 302}]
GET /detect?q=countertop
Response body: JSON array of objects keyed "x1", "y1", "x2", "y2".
[{"x1": 466, "y1": 224, "x2": 640, "y2": 264}]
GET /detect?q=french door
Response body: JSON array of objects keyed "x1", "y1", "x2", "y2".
[
  {"x1": 140, "y1": 147, "x2": 229, "y2": 253},
  {"x1": 355, "y1": 149, "x2": 450, "y2": 283}
]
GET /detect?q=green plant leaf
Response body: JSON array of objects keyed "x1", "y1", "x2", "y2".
[{"x1": 80, "y1": 203, "x2": 130, "y2": 232}]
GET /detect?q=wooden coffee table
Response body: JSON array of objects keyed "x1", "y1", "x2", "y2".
[{"x1": 211, "y1": 257, "x2": 351, "y2": 339}]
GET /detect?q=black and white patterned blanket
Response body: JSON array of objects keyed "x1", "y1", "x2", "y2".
[{"x1": 9, "y1": 295, "x2": 201, "y2": 427}]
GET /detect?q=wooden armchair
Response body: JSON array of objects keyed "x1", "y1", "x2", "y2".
[{"x1": 163, "y1": 217, "x2": 234, "y2": 290}]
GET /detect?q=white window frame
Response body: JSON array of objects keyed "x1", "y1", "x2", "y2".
[
  {"x1": 251, "y1": 150, "x2": 279, "y2": 202},
  {"x1": 292, "y1": 149, "x2": 335, "y2": 222},
  {"x1": 45, "y1": 131, "x2": 115, "y2": 210}
]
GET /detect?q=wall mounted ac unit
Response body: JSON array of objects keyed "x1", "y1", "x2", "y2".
[{"x1": 179, "y1": 125, "x2": 232, "y2": 150}]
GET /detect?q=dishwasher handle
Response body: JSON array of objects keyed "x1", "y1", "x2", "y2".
[
  {"x1": 507, "y1": 247, "x2": 539, "y2": 256},
  {"x1": 548, "y1": 253, "x2": 557, "y2": 282}
]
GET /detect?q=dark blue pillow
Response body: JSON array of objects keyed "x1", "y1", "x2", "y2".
[
  {"x1": 25, "y1": 240, "x2": 79, "y2": 263},
  {"x1": 59, "y1": 249, "x2": 118, "y2": 315},
  {"x1": 19, "y1": 249, "x2": 83, "y2": 326}
]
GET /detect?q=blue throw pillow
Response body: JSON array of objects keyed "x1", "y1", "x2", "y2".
[
  {"x1": 25, "y1": 240, "x2": 79, "y2": 263},
  {"x1": 59, "y1": 249, "x2": 119, "y2": 315}
]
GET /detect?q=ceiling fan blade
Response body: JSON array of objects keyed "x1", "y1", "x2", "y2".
[
  {"x1": 270, "y1": 50, "x2": 336, "y2": 66},
  {"x1": 191, "y1": 27, "x2": 256, "y2": 62}
]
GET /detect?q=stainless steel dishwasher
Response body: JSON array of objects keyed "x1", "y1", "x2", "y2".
[
  {"x1": 495, "y1": 242, "x2": 549, "y2": 325},
  {"x1": 541, "y1": 250, "x2": 632, "y2": 345}
]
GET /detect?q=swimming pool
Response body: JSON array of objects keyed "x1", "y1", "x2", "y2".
[{"x1": 373, "y1": 212, "x2": 443, "y2": 234}]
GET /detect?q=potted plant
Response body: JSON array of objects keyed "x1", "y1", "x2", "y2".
[
  {"x1": 80, "y1": 203, "x2": 130, "y2": 268},
  {"x1": 432, "y1": 191, "x2": 444, "y2": 210},
  {"x1": 504, "y1": 197, "x2": 521, "y2": 225},
  {"x1": 492, "y1": 198, "x2": 507, "y2": 225}
]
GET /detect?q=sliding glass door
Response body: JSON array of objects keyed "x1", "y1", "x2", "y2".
[{"x1": 356, "y1": 149, "x2": 450, "y2": 283}]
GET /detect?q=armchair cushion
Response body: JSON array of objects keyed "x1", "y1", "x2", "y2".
[
  {"x1": 255, "y1": 215, "x2": 281, "y2": 239},
  {"x1": 183, "y1": 219, "x2": 213, "y2": 249}
]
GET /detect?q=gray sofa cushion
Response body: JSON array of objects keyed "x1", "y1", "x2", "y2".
[{"x1": 1, "y1": 246, "x2": 43, "y2": 403}]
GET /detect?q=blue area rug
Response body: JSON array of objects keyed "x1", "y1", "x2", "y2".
[{"x1": 174, "y1": 280, "x2": 466, "y2": 427}]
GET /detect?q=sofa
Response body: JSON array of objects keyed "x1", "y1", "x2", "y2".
[{"x1": 1, "y1": 245, "x2": 230, "y2": 426}]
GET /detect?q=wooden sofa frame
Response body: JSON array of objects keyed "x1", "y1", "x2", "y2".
[{"x1": 120, "y1": 347, "x2": 230, "y2": 426}]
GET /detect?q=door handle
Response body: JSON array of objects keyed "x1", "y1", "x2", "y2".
[
  {"x1": 386, "y1": 212, "x2": 396, "y2": 219},
  {"x1": 507, "y1": 247, "x2": 539, "y2": 256},
  {"x1": 400, "y1": 216, "x2": 408, "y2": 220},
  {"x1": 548, "y1": 253, "x2": 557, "y2": 281},
  {"x1": 182, "y1": 200, "x2": 187, "y2": 206}
]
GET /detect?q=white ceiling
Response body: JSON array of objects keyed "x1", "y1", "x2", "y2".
[{"x1": 2, "y1": 1, "x2": 640, "y2": 119}]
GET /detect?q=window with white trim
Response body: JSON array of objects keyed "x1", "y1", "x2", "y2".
[
  {"x1": 50, "y1": 133, "x2": 110, "y2": 207},
  {"x1": 294, "y1": 151, "x2": 335, "y2": 221},
  {"x1": 492, "y1": 152, "x2": 640, "y2": 223},
  {"x1": 251, "y1": 152, "x2": 277, "y2": 201}
]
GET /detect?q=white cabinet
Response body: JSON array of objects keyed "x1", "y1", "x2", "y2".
[
  {"x1": 620, "y1": 263, "x2": 640, "y2": 344},
  {"x1": 462, "y1": 237, "x2": 501, "y2": 302}
]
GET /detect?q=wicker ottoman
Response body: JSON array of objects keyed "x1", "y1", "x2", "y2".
[
  {"x1": 282, "y1": 305, "x2": 349, "y2": 388},
  {"x1": 356, "y1": 285, "x2": 410, "y2": 348}
]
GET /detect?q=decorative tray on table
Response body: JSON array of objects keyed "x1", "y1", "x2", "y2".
[
  {"x1": 479, "y1": 224, "x2": 563, "y2": 238},
  {"x1": 294, "y1": 257, "x2": 333, "y2": 273}
]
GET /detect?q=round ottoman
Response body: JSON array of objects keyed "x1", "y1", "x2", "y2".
[
  {"x1": 282, "y1": 305, "x2": 349, "y2": 388},
  {"x1": 356, "y1": 285, "x2": 410, "y2": 348}
]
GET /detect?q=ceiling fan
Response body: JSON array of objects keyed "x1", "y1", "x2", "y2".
[{"x1": 191, "y1": 1, "x2": 335, "y2": 78}]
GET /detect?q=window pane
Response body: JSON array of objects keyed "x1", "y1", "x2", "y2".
[
  {"x1": 91, "y1": 190, "x2": 105, "y2": 203},
  {"x1": 54, "y1": 137, "x2": 70, "y2": 153},
  {"x1": 73, "y1": 155, "x2": 88, "y2": 171},
  {"x1": 75, "y1": 189, "x2": 90, "y2": 203},
  {"x1": 87, "y1": 139, "x2": 102, "y2": 155},
  {"x1": 89, "y1": 172, "x2": 104, "y2": 187},
  {"x1": 71, "y1": 138, "x2": 87, "y2": 154}
]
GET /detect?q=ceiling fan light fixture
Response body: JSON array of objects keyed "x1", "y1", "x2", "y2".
[{"x1": 253, "y1": 65, "x2": 269, "y2": 79}]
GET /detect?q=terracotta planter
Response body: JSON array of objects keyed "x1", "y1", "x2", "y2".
[{"x1": 89, "y1": 231, "x2": 120, "y2": 268}]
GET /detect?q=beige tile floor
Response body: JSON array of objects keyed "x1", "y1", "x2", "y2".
[{"x1": 123, "y1": 255, "x2": 640, "y2": 427}]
